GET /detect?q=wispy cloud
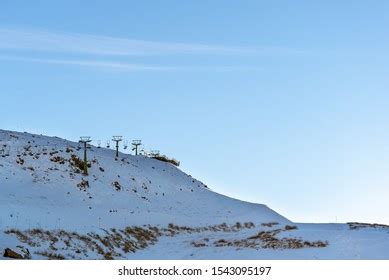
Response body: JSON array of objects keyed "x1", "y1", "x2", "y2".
[
  {"x1": 0, "y1": 27, "x2": 258, "y2": 56},
  {"x1": 0, "y1": 27, "x2": 271, "y2": 72},
  {"x1": 0, "y1": 55, "x2": 177, "y2": 71},
  {"x1": 0, "y1": 55, "x2": 262, "y2": 72}
]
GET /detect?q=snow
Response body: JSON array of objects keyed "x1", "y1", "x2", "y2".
[
  {"x1": 1, "y1": 129, "x2": 389, "y2": 260},
  {"x1": 129, "y1": 223, "x2": 389, "y2": 260}
]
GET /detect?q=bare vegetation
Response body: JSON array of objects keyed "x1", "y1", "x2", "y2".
[
  {"x1": 284, "y1": 225, "x2": 298, "y2": 231},
  {"x1": 50, "y1": 156, "x2": 66, "y2": 164},
  {"x1": 152, "y1": 155, "x2": 180, "y2": 167},
  {"x1": 5, "y1": 226, "x2": 161, "y2": 260},
  {"x1": 69, "y1": 154, "x2": 88, "y2": 174},
  {"x1": 36, "y1": 251, "x2": 65, "y2": 260},
  {"x1": 261, "y1": 222, "x2": 279, "y2": 228},
  {"x1": 112, "y1": 181, "x2": 122, "y2": 191},
  {"x1": 348, "y1": 222, "x2": 389, "y2": 230},
  {"x1": 77, "y1": 179, "x2": 89, "y2": 191},
  {"x1": 16, "y1": 156, "x2": 25, "y2": 165},
  {"x1": 4, "y1": 221, "x2": 329, "y2": 259},
  {"x1": 247, "y1": 229, "x2": 327, "y2": 249},
  {"x1": 207, "y1": 228, "x2": 328, "y2": 250}
]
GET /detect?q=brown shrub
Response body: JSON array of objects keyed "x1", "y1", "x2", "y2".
[
  {"x1": 112, "y1": 181, "x2": 121, "y2": 191},
  {"x1": 77, "y1": 179, "x2": 89, "y2": 191},
  {"x1": 285, "y1": 225, "x2": 298, "y2": 231},
  {"x1": 36, "y1": 251, "x2": 65, "y2": 260},
  {"x1": 50, "y1": 156, "x2": 66, "y2": 164},
  {"x1": 152, "y1": 155, "x2": 180, "y2": 166}
]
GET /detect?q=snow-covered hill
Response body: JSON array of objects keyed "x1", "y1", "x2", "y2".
[
  {"x1": 1, "y1": 130, "x2": 389, "y2": 260},
  {"x1": 0, "y1": 129, "x2": 288, "y2": 230}
]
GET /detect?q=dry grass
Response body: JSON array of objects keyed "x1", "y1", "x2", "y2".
[
  {"x1": 261, "y1": 222, "x2": 279, "y2": 228},
  {"x1": 152, "y1": 155, "x2": 180, "y2": 166},
  {"x1": 210, "y1": 226, "x2": 328, "y2": 250},
  {"x1": 284, "y1": 225, "x2": 298, "y2": 231},
  {"x1": 5, "y1": 225, "x2": 162, "y2": 260},
  {"x1": 246, "y1": 229, "x2": 328, "y2": 249},
  {"x1": 348, "y1": 222, "x2": 389, "y2": 230},
  {"x1": 5, "y1": 221, "x2": 328, "y2": 259},
  {"x1": 191, "y1": 240, "x2": 208, "y2": 248},
  {"x1": 69, "y1": 154, "x2": 87, "y2": 174},
  {"x1": 50, "y1": 156, "x2": 66, "y2": 164},
  {"x1": 36, "y1": 251, "x2": 65, "y2": 260},
  {"x1": 77, "y1": 179, "x2": 89, "y2": 191}
]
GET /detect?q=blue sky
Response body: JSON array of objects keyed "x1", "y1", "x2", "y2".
[{"x1": 1, "y1": 1, "x2": 389, "y2": 223}]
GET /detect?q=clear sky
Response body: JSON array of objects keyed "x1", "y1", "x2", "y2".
[{"x1": 1, "y1": 0, "x2": 389, "y2": 224}]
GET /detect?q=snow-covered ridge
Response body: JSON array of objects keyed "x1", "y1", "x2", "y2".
[{"x1": 0, "y1": 129, "x2": 289, "y2": 232}]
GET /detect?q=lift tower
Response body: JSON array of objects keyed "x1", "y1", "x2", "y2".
[
  {"x1": 132, "y1": 140, "x2": 142, "y2": 155},
  {"x1": 112, "y1": 136, "x2": 123, "y2": 157},
  {"x1": 79, "y1": 136, "x2": 92, "y2": 175}
]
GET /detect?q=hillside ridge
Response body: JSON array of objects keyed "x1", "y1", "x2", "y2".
[{"x1": 0, "y1": 129, "x2": 289, "y2": 232}]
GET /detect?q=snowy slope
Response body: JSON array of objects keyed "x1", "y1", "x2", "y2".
[
  {"x1": 0, "y1": 130, "x2": 288, "y2": 231},
  {"x1": 128, "y1": 223, "x2": 389, "y2": 260},
  {"x1": 1, "y1": 130, "x2": 388, "y2": 260}
]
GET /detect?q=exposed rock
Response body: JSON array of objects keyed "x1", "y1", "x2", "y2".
[{"x1": 3, "y1": 248, "x2": 24, "y2": 259}]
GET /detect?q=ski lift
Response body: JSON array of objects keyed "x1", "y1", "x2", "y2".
[
  {"x1": 123, "y1": 140, "x2": 128, "y2": 150},
  {"x1": 79, "y1": 136, "x2": 92, "y2": 150},
  {"x1": 106, "y1": 140, "x2": 111, "y2": 149},
  {"x1": 131, "y1": 140, "x2": 142, "y2": 155},
  {"x1": 97, "y1": 140, "x2": 101, "y2": 148},
  {"x1": 139, "y1": 148, "x2": 145, "y2": 156}
]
